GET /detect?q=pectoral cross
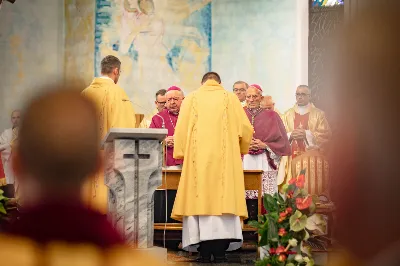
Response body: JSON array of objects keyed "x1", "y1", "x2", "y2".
[{"x1": 293, "y1": 122, "x2": 306, "y2": 157}]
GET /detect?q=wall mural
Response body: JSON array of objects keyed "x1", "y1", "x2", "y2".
[
  {"x1": 312, "y1": 0, "x2": 344, "y2": 6},
  {"x1": 94, "y1": 0, "x2": 211, "y2": 115}
]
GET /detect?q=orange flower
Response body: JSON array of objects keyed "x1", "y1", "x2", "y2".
[
  {"x1": 286, "y1": 207, "x2": 293, "y2": 214},
  {"x1": 295, "y1": 174, "x2": 305, "y2": 188},
  {"x1": 288, "y1": 177, "x2": 297, "y2": 185},
  {"x1": 296, "y1": 196, "x2": 312, "y2": 210},
  {"x1": 278, "y1": 216, "x2": 286, "y2": 223},
  {"x1": 278, "y1": 228, "x2": 287, "y2": 237},
  {"x1": 278, "y1": 254, "x2": 287, "y2": 262},
  {"x1": 287, "y1": 190, "x2": 294, "y2": 199},
  {"x1": 279, "y1": 211, "x2": 287, "y2": 218}
]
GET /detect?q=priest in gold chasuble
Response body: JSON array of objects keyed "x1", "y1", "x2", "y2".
[
  {"x1": 81, "y1": 55, "x2": 136, "y2": 214},
  {"x1": 171, "y1": 72, "x2": 253, "y2": 263},
  {"x1": 281, "y1": 85, "x2": 332, "y2": 196}
]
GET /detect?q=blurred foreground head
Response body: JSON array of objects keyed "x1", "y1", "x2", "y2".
[
  {"x1": 13, "y1": 84, "x2": 101, "y2": 203},
  {"x1": 329, "y1": 1, "x2": 400, "y2": 261}
]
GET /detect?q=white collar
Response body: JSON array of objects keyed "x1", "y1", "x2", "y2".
[
  {"x1": 296, "y1": 103, "x2": 311, "y2": 115},
  {"x1": 99, "y1": 76, "x2": 113, "y2": 82}
]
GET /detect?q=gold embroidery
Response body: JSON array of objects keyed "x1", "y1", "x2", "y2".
[
  {"x1": 324, "y1": 161, "x2": 330, "y2": 193},
  {"x1": 192, "y1": 92, "x2": 198, "y2": 197},
  {"x1": 221, "y1": 92, "x2": 228, "y2": 199},
  {"x1": 317, "y1": 157, "x2": 323, "y2": 194}
]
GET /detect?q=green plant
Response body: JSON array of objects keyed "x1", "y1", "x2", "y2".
[
  {"x1": 0, "y1": 189, "x2": 10, "y2": 221},
  {"x1": 248, "y1": 169, "x2": 327, "y2": 266}
]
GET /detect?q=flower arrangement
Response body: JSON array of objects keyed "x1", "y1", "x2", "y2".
[
  {"x1": 249, "y1": 170, "x2": 327, "y2": 266},
  {"x1": 0, "y1": 189, "x2": 8, "y2": 217},
  {"x1": 0, "y1": 189, "x2": 16, "y2": 224}
]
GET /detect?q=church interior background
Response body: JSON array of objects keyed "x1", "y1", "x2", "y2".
[{"x1": 0, "y1": 0, "x2": 356, "y2": 265}]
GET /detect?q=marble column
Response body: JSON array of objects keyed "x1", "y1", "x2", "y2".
[{"x1": 104, "y1": 138, "x2": 162, "y2": 248}]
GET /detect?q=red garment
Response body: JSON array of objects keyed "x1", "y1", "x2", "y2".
[
  {"x1": 0, "y1": 151, "x2": 5, "y2": 185},
  {"x1": 4, "y1": 201, "x2": 123, "y2": 248},
  {"x1": 290, "y1": 112, "x2": 310, "y2": 158},
  {"x1": 149, "y1": 109, "x2": 183, "y2": 167},
  {"x1": 244, "y1": 108, "x2": 291, "y2": 156}
]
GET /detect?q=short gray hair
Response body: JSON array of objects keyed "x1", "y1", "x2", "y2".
[{"x1": 297, "y1": 85, "x2": 311, "y2": 93}]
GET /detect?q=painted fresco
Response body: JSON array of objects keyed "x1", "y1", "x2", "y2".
[{"x1": 94, "y1": 0, "x2": 211, "y2": 115}]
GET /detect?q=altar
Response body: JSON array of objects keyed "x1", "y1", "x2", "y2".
[
  {"x1": 154, "y1": 169, "x2": 335, "y2": 247},
  {"x1": 154, "y1": 169, "x2": 263, "y2": 233}
]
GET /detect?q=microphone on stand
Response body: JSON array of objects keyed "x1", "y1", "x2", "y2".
[{"x1": 155, "y1": 114, "x2": 165, "y2": 129}]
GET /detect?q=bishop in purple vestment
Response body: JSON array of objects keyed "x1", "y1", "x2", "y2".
[
  {"x1": 242, "y1": 85, "x2": 291, "y2": 212},
  {"x1": 150, "y1": 86, "x2": 184, "y2": 224},
  {"x1": 150, "y1": 86, "x2": 184, "y2": 168}
]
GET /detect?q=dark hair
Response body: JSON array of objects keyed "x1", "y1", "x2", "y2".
[
  {"x1": 155, "y1": 89, "x2": 166, "y2": 99},
  {"x1": 233, "y1": 81, "x2": 248, "y2": 89},
  {"x1": 101, "y1": 55, "x2": 121, "y2": 74},
  {"x1": 201, "y1": 72, "x2": 221, "y2": 84}
]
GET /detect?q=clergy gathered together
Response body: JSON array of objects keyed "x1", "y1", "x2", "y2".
[
  {"x1": 0, "y1": 54, "x2": 333, "y2": 264},
  {"x1": 2, "y1": 3, "x2": 400, "y2": 265}
]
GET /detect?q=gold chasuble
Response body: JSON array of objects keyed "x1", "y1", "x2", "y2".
[
  {"x1": 171, "y1": 80, "x2": 253, "y2": 221},
  {"x1": 81, "y1": 77, "x2": 136, "y2": 213},
  {"x1": 280, "y1": 104, "x2": 331, "y2": 196}
]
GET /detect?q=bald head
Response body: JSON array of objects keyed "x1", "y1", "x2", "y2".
[
  {"x1": 15, "y1": 86, "x2": 100, "y2": 191},
  {"x1": 11, "y1": 109, "x2": 21, "y2": 128},
  {"x1": 260, "y1": 95, "x2": 275, "y2": 110}
]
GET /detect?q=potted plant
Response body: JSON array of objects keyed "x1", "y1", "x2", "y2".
[{"x1": 248, "y1": 170, "x2": 327, "y2": 266}]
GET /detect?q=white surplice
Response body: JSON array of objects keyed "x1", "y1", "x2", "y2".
[
  {"x1": 243, "y1": 148, "x2": 281, "y2": 198},
  {"x1": 182, "y1": 214, "x2": 243, "y2": 252},
  {"x1": 0, "y1": 128, "x2": 15, "y2": 184}
]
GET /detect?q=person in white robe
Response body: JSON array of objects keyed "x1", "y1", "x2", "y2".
[{"x1": 0, "y1": 110, "x2": 20, "y2": 198}]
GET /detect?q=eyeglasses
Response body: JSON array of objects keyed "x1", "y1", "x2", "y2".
[
  {"x1": 295, "y1": 93, "x2": 310, "y2": 97},
  {"x1": 233, "y1": 88, "x2": 246, "y2": 93},
  {"x1": 156, "y1": 101, "x2": 166, "y2": 105}
]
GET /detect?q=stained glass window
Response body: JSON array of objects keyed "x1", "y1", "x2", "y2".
[{"x1": 312, "y1": 0, "x2": 344, "y2": 7}]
